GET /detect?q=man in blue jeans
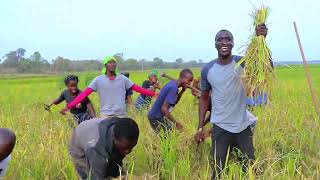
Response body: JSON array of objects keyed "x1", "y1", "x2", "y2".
[{"x1": 148, "y1": 69, "x2": 193, "y2": 133}]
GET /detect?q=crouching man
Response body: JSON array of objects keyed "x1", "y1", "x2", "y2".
[{"x1": 69, "y1": 117, "x2": 139, "y2": 180}]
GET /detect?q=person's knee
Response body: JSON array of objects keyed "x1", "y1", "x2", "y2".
[{"x1": 211, "y1": 143, "x2": 230, "y2": 159}]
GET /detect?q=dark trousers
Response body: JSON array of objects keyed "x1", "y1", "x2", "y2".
[
  {"x1": 211, "y1": 125, "x2": 255, "y2": 179},
  {"x1": 148, "y1": 117, "x2": 172, "y2": 134}
]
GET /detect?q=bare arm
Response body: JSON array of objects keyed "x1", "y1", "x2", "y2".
[
  {"x1": 45, "y1": 94, "x2": 65, "y2": 110},
  {"x1": 50, "y1": 98, "x2": 64, "y2": 106},
  {"x1": 198, "y1": 90, "x2": 211, "y2": 129},
  {"x1": 161, "y1": 101, "x2": 183, "y2": 129},
  {"x1": 153, "y1": 82, "x2": 161, "y2": 90},
  {"x1": 127, "y1": 95, "x2": 133, "y2": 106},
  {"x1": 161, "y1": 101, "x2": 176, "y2": 123},
  {"x1": 194, "y1": 90, "x2": 211, "y2": 142},
  {"x1": 131, "y1": 84, "x2": 156, "y2": 97},
  {"x1": 86, "y1": 102, "x2": 96, "y2": 118}
]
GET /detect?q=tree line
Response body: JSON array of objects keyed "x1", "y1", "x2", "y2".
[{"x1": 0, "y1": 48, "x2": 205, "y2": 73}]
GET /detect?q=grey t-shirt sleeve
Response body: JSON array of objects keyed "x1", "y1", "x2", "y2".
[
  {"x1": 200, "y1": 62, "x2": 214, "y2": 91},
  {"x1": 123, "y1": 76, "x2": 134, "y2": 90},
  {"x1": 88, "y1": 77, "x2": 99, "y2": 92}
]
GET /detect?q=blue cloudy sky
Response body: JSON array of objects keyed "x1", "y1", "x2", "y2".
[{"x1": 0, "y1": 0, "x2": 319, "y2": 62}]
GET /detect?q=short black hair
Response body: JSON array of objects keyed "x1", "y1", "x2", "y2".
[
  {"x1": 215, "y1": 29, "x2": 234, "y2": 42},
  {"x1": 64, "y1": 75, "x2": 79, "y2": 85},
  {"x1": 121, "y1": 72, "x2": 130, "y2": 78},
  {"x1": 179, "y1": 68, "x2": 193, "y2": 78},
  {"x1": 114, "y1": 118, "x2": 139, "y2": 141}
]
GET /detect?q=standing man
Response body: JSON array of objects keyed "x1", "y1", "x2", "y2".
[
  {"x1": 69, "y1": 117, "x2": 139, "y2": 179},
  {"x1": 62, "y1": 56, "x2": 157, "y2": 118},
  {"x1": 0, "y1": 128, "x2": 16, "y2": 177},
  {"x1": 148, "y1": 69, "x2": 193, "y2": 133},
  {"x1": 196, "y1": 24, "x2": 270, "y2": 179}
]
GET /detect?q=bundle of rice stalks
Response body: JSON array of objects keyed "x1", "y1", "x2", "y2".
[{"x1": 237, "y1": 6, "x2": 275, "y2": 96}]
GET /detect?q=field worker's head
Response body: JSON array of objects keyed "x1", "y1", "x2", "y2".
[
  {"x1": 149, "y1": 69, "x2": 159, "y2": 83},
  {"x1": 102, "y1": 56, "x2": 118, "y2": 75},
  {"x1": 179, "y1": 69, "x2": 194, "y2": 89},
  {"x1": 215, "y1": 30, "x2": 234, "y2": 58},
  {"x1": 0, "y1": 128, "x2": 16, "y2": 161},
  {"x1": 64, "y1": 75, "x2": 79, "y2": 94},
  {"x1": 112, "y1": 118, "x2": 139, "y2": 157}
]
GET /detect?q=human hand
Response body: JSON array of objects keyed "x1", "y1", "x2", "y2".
[
  {"x1": 60, "y1": 107, "x2": 68, "y2": 115},
  {"x1": 175, "y1": 122, "x2": 183, "y2": 130},
  {"x1": 256, "y1": 23, "x2": 268, "y2": 37},
  {"x1": 194, "y1": 129, "x2": 205, "y2": 143},
  {"x1": 44, "y1": 104, "x2": 51, "y2": 111}
]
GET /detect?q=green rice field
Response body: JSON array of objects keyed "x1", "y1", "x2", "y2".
[{"x1": 1, "y1": 65, "x2": 320, "y2": 179}]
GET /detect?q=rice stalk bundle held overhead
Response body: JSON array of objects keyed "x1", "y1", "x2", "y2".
[{"x1": 237, "y1": 6, "x2": 275, "y2": 96}]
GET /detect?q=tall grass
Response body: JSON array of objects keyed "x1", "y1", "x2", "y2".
[{"x1": 1, "y1": 67, "x2": 319, "y2": 179}]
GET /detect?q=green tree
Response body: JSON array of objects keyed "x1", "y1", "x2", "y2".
[
  {"x1": 124, "y1": 58, "x2": 139, "y2": 70},
  {"x1": 17, "y1": 58, "x2": 32, "y2": 73},
  {"x1": 153, "y1": 57, "x2": 164, "y2": 69},
  {"x1": 2, "y1": 48, "x2": 26, "y2": 68},
  {"x1": 51, "y1": 56, "x2": 72, "y2": 72}
]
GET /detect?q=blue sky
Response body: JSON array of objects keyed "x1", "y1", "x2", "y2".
[{"x1": 0, "y1": 0, "x2": 319, "y2": 62}]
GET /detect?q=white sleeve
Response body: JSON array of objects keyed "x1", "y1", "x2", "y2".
[{"x1": 0, "y1": 154, "x2": 11, "y2": 177}]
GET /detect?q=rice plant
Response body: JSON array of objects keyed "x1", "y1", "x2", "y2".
[
  {"x1": 1, "y1": 67, "x2": 320, "y2": 179},
  {"x1": 237, "y1": 6, "x2": 275, "y2": 96}
]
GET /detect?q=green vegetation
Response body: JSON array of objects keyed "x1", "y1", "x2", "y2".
[
  {"x1": 238, "y1": 7, "x2": 274, "y2": 96},
  {"x1": 0, "y1": 49, "x2": 204, "y2": 74},
  {"x1": 1, "y1": 66, "x2": 320, "y2": 179}
]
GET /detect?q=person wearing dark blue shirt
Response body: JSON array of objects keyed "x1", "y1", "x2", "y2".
[{"x1": 148, "y1": 69, "x2": 193, "y2": 133}]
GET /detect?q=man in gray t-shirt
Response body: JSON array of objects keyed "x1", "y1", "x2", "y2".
[
  {"x1": 89, "y1": 73, "x2": 133, "y2": 117},
  {"x1": 196, "y1": 24, "x2": 271, "y2": 179},
  {"x1": 62, "y1": 56, "x2": 157, "y2": 118}
]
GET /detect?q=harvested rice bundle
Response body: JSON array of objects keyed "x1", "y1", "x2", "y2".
[{"x1": 237, "y1": 6, "x2": 274, "y2": 96}]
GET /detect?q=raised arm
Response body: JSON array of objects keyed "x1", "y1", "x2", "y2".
[
  {"x1": 256, "y1": 23, "x2": 274, "y2": 68},
  {"x1": 67, "y1": 87, "x2": 94, "y2": 109},
  {"x1": 131, "y1": 84, "x2": 157, "y2": 97},
  {"x1": 86, "y1": 101, "x2": 97, "y2": 118}
]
